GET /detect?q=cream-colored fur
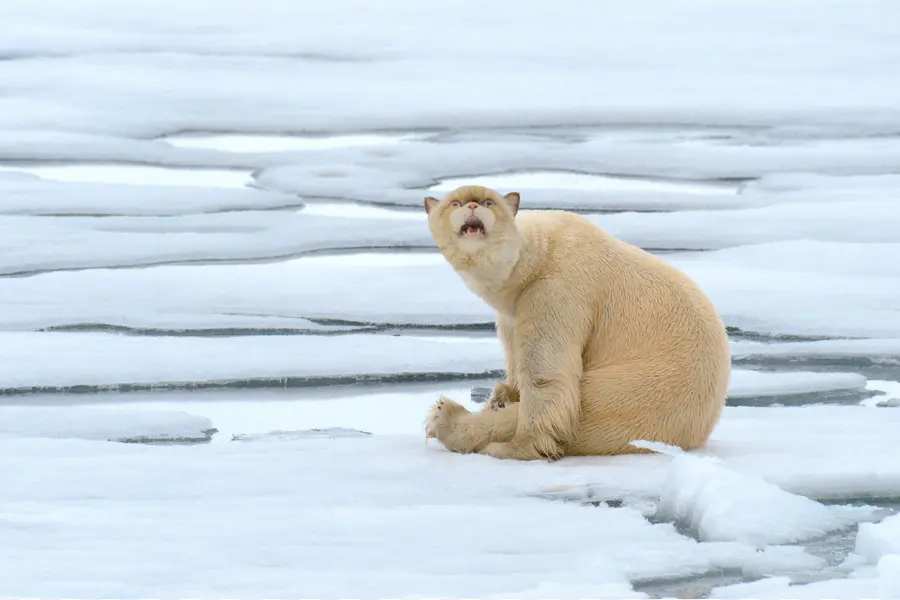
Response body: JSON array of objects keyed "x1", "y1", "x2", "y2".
[{"x1": 422, "y1": 185, "x2": 731, "y2": 461}]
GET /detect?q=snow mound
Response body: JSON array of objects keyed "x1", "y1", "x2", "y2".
[
  {"x1": 638, "y1": 442, "x2": 878, "y2": 545},
  {"x1": 856, "y1": 514, "x2": 900, "y2": 565}
]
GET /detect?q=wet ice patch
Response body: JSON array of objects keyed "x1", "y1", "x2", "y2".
[
  {"x1": 164, "y1": 132, "x2": 425, "y2": 152},
  {"x1": 642, "y1": 442, "x2": 878, "y2": 546},
  {"x1": 727, "y1": 371, "x2": 870, "y2": 406},
  {"x1": 739, "y1": 546, "x2": 828, "y2": 579},
  {"x1": 0, "y1": 406, "x2": 215, "y2": 444},
  {"x1": 431, "y1": 170, "x2": 736, "y2": 195},
  {"x1": 0, "y1": 164, "x2": 253, "y2": 188}
]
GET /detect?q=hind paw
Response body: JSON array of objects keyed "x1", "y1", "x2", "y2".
[{"x1": 486, "y1": 382, "x2": 520, "y2": 411}]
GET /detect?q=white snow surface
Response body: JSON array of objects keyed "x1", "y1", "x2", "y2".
[
  {"x1": 1, "y1": 400, "x2": 899, "y2": 598},
  {"x1": 0, "y1": 406, "x2": 213, "y2": 442},
  {"x1": 2, "y1": 0, "x2": 900, "y2": 597}
]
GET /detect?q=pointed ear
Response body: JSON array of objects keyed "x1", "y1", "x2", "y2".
[
  {"x1": 424, "y1": 196, "x2": 440, "y2": 214},
  {"x1": 504, "y1": 192, "x2": 520, "y2": 215}
]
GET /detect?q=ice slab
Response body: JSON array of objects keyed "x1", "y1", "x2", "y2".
[
  {"x1": 728, "y1": 371, "x2": 867, "y2": 398},
  {"x1": 732, "y1": 339, "x2": 900, "y2": 379},
  {"x1": 727, "y1": 370, "x2": 869, "y2": 406},
  {"x1": 0, "y1": 331, "x2": 873, "y2": 400},
  {"x1": 712, "y1": 553, "x2": 900, "y2": 599},
  {"x1": 1, "y1": 402, "x2": 899, "y2": 597},
  {"x1": 732, "y1": 339, "x2": 900, "y2": 361},
  {"x1": 0, "y1": 163, "x2": 253, "y2": 188},
  {"x1": 0, "y1": 406, "x2": 214, "y2": 443},
  {"x1": 0, "y1": 332, "x2": 505, "y2": 393},
  {"x1": 595, "y1": 201, "x2": 900, "y2": 250},
  {"x1": 0, "y1": 434, "x2": 746, "y2": 599},
  {"x1": 299, "y1": 202, "x2": 425, "y2": 220},
  {"x1": 2, "y1": 242, "x2": 898, "y2": 339},
  {"x1": 0, "y1": 212, "x2": 434, "y2": 275},
  {"x1": 231, "y1": 428, "x2": 373, "y2": 442},
  {"x1": 856, "y1": 514, "x2": 900, "y2": 565},
  {"x1": 647, "y1": 443, "x2": 877, "y2": 545},
  {"x1": 164, "y1": 132, "x2": 425, "y2": 152},
  {"x1": 2, "y1": 1, "x2": 900, "y2": 135},
  {"x1": 83, "y1": 382, "x2": 488, "y2": 442},
  {"x1": 430, "y1": 170, "x2": 736, "y2": 195},
  {"x1": 0, "y1": 177, "x2": 300, "y2": 217},
  {"x1": 739, "y1": 546, "x2": 828, "y2": 579},
  {"x1": 864, "y1": 381, "x2": 900, "y2": 408}
]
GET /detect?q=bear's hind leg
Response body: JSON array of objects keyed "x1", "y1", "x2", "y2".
[{"x1": 570, "y1": 362, "x2": 724, "y2": 456}]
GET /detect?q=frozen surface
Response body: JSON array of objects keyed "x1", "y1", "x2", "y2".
[
  {"x1": 2, "y1": 242, "x2": 898, "y2": 338},
  {"x1": 0, "y1": 331, "x2": 873, "y2": 401},
  {"x1": 0, "y1": 213, "x2": 433, "y2": 275},
  {"x1": 857, "y1": 514, "x2": 900, "y2": 565},
  {"x1": 0, "y1": 175, "x2": 300, "y2": 216},
  {"x1": 1, "y1": 400, "x2": 900, "y2": 598},
  {"x1": 726, "y1": 370, "x2": 867, "y2": 399},
  {"x1": 0, "y1": 406, "x2": 214, "y2": 443},
  {"x1": 0, "y1": 163, "x2": 253, "y2": 188},
  {"x1": 165, "y1": 132, "x2": 426, "y2": 152},
  {"x1": 713, "y1": 517, "x2": 900, "y2": 599},
  {"x1": 0, "y1": 332, "x2": 504, "y2": 392},
  {"x1": 648, "y1": 443, "x2": 877, "y2": 545},
  {"x1": 431, "y1": 170, "x2": 736, "y2": 195},
  {"x1": 2, "y1": 0, "x2": 900, "y2": 596}
]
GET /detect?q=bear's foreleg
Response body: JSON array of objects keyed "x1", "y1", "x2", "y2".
[
  {"x1": 480, "y1": 283, "x2": 586, "y2": 461},
  {"x1": 425, "y1": 397, "x2": 518, "y2": 453}
]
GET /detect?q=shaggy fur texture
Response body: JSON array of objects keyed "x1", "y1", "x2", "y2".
[{"x1": 423, "y1": 185, "x2": 731, "y2": 461}]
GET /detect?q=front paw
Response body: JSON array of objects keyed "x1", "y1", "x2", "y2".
[
  {"x1": 425, "y1": 396, "x2": 469, "y2": 441},
  {"x1": 486, "y1": 382, "x2": 520, "y2": 411}
]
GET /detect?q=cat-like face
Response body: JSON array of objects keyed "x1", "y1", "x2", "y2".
[{"x1": 424, "y1": 185, "x2": 520, "y2": 249}]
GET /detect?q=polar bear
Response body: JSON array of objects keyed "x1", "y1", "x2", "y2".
[{"x1": 423, "y1": 185, "x2": 731, "y2": 461}]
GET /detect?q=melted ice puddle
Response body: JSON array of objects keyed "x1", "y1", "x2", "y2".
[
  {"x1": 164, "y1": 133, "x2": 426, "y2": 153},
  {"x1": 0, "y1": 163, "x2": 252, "y2": 188},
  {"x1": 432, "y1": 170, "x2": 736, "y2": 195}
]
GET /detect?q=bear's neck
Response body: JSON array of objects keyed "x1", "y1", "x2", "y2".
[{"x1": 451, "y1": 234, "x2": 541, "y2": 316}]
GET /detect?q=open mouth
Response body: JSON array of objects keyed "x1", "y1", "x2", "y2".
[{"x1": 459, "y1": 217, "x2": 486, "y2": 237}]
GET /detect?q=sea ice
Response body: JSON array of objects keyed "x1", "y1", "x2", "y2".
[
  {"x1": 0, "y1": 406, "x2": 214, "y2": 443},
  {"x1": 646, "y1": 442, "x2": 877, "y2": 545},
  {"x1": 0, "y1": 331, "x2": 873, "y2": 402},
  {"x1": 856, "y1": 514, "x2": 900, "y2": 565}
]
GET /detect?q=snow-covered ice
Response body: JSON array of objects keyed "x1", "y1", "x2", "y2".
[
  {"x1": 0, "y1": 331, "x2": 876, "y2": 405},
  {"x1": 0, "y1": 406, "x2": 214, "y2": 443},
  {"x1": 857, "y1": 514, "x2": 900, "y2": 565},
  {"x1": 2, "y1": 0, "x2": 900, "y2": 597}
]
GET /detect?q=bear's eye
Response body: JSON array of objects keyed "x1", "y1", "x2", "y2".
[
  {"x1": 483, "y1": 199, "x2": 495, "y2": 207},
  {"x1": 449, "y1": 200, "x2": 462, "y2": 208}
]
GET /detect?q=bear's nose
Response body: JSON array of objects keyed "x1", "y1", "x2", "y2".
[{"x1": 467, "y1": 202, "x2": 478, "y2": 210}]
